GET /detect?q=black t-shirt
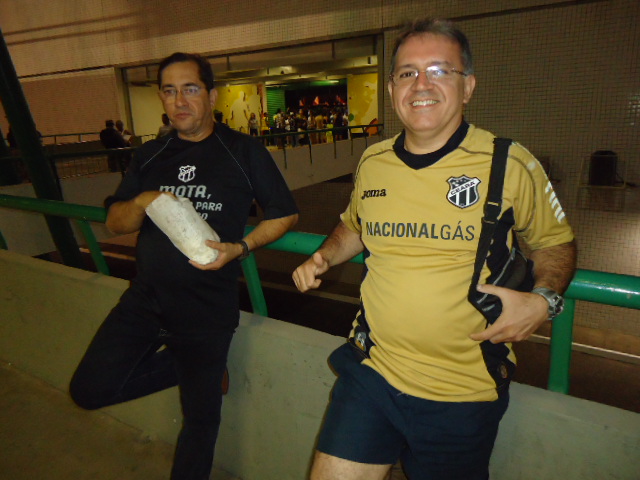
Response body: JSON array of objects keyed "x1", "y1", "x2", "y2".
[{"x1": 105, "y1": 123, "x2": 298, "y2": 332}]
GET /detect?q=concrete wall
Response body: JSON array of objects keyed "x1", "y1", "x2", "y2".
[{"x1": 0, "y1": 249, "x2": 638, "y2": 480}]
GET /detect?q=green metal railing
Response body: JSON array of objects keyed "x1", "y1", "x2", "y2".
[
  {"x1": 0, "y1": 194, "x2": 109, "y2": 275},
  {"x1": 1, "y1": 193, "x2": 639, "y2": 395}
]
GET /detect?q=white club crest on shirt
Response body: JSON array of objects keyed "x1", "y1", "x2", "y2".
[
  {"x1": 446, "y1": 175, "x2": 481, "y2": 209},
  {"x1": 178, "y1": 165, "x2": 196, "y2": 183}
]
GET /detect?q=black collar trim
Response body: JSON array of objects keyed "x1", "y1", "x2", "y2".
[{"x1": 392, "y1": 121, "x2": 469, "y2": 170}]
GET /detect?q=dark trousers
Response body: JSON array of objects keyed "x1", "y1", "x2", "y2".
[{"x1": 69, "y1": 284, "x2": 234, "y2": 480}]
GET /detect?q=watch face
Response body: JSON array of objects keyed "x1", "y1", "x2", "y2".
[
  {"x1": 532, "y1": 288, "x2": 564, "y2": 319},
  {"x1": 553, "y1": 296, "x2": 565, "y2": 315}
]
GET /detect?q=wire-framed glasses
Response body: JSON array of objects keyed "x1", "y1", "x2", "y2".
[
  {"x1": 390, "y1": 65, "x2": 468, "y2": 86},
  {"x1": 160, "y1": 85, "x2": 204, "y2": 100}
]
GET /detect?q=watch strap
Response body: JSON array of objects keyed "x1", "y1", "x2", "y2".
[
  {"x1": 237, "y1": 240, "x2": 250, "y2": 260},
  {"x1": 531, "y1": 287, "x2": 564, "y2": 320}
]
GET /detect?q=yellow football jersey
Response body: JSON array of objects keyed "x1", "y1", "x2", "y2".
[{"x1": 341, "y1": 124, "x2": 574, "y2": 402}]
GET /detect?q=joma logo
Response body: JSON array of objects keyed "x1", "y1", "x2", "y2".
[{"x1": 361, "y1": 189, "x2": 387, "y2": 200}]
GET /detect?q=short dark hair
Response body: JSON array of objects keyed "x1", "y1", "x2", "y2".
[
  {"x1": 105, "y1": 119, "x2": 114, "y2": 127},
  {"x1": 157, "y1": 52, "x2": 215, "y2": 91},
  {"x1": 390, "y1": 18, "x2": 474, "y2": 75}
]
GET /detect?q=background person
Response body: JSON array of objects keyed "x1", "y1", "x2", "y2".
[
  {"x1": 99, "y1": 119, "x2": 127, "y2": 172},
  {"x1": 248, "y1": 112, "x2": 259, "y2": 136},
  {"x1": 115, "y1": 120, "x2": 134, "y2": 146}
]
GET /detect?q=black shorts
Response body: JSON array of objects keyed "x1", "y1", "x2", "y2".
[{"x1": 316, "y1": 343, "x2": 509, "y2": 480}]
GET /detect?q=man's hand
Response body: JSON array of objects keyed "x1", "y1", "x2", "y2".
[
  {"x1": 189, "y1": 240, "x2": 242, "y2": 271},
  {"x1": 106, "y1": 191, "x2": 173, "y2": 234},
  {"x1": 190, "y1": 214, "x2": 298, "y2": 271},
  {"x1": 469, "y1": 283, "x2": 549, "y2": 344},
  {"x1": 135, "y1": 191, "x2": 176, "y2": 210},
  {"x1": 292, "y1": 252, "x2": 330, "y2": 292}
]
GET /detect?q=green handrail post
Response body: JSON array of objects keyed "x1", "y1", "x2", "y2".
[
  {"x1": 75, "y1": 219, "x2": 110, "y2": 276},
  {"x1": 239, "y1": 227, "x2": 364, "y2": 319},
  {"x1": 240, "y1": 252, "x2": 268, "y2": 317},
  {"x1": 547, "y1": 298, "x2": 576, "y2": 394}
]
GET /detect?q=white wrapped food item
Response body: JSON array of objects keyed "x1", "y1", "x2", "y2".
[{"x1": 145, "y1": 194, "x2": 220, "y2": 265}]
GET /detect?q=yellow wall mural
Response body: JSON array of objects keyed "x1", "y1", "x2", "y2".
[
  {"x1": 215, "y1": 84, "x2": 263, "y2": 133},
  {"x1": 347, "y1": 73, "x2": 378, "y2": 129}
]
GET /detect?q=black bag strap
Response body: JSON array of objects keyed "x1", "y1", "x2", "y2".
[{"x1": 468, "y1": 137, "x2": 512, "y2": 297}]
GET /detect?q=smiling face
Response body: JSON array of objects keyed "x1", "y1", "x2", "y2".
[
  {"x1": 388, "y1": 33, "x2": 476, "y2": 154},
  {"x1": 159, "y1": 60, "x2": 217, "y2": 142}
]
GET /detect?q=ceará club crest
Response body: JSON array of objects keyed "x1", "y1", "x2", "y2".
[
  {"x1": 446, "y1": 175, "x2": 481, "y2": 209},
  {"x1": 178, "y1": 165, "x2": 196, "y2": 183}
]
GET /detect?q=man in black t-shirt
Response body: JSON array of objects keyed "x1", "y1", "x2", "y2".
[{"x1": 70, "y1": 52, "x2": 298, "y2": 480}]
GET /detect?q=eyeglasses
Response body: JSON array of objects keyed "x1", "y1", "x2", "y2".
[
  {"x1": 160, "y1": 85, "x2": 204, "y2": 100},
  {"x1": 389, "y1": 65, "x2": 468, "y2": 86}
]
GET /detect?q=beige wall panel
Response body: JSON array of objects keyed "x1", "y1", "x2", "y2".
[
  {"x1": 1, "y1": 0, "x2": 119, "y2": 75},
  {"x1": 380, "y1": 0, "x2": 576, "y2": 27},
  {"x1": 128, "y1": 84, "x2": 165, "y2": 137},
  {"x1": 0, "y1": 69, "x2": 122, "y2": 137},
  {"x1": 1, "y1": 0, "x2": 384, "y2": 76}
]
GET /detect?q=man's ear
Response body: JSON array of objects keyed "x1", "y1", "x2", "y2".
[
  {"x1": 463, "y1": 74, "x2": 476, "y2": 104},
  {"x1": 387, "y1": 80, "x2": 395, "y2": 110},
  {"x1": 209, "y1": 88, "x2": 218, "y2": 110}
]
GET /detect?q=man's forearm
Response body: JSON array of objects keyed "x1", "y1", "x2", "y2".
[
  {"x1": 105, "y1": 191, "x2": 163, "y2": 234},
  {"x1": 291, "y1": 220, "x2": 364, "y2": 293},
  {"x1": 530, "y1": 240, "x2": 577, "y2": 294},
  {"x1": 317, "y1": 221, "x2": 364, "y2": 267},
  {"x1": 105, "y1": 200, "x2": 147, "y2": 234},
  {"x1": 243, "y1": 214, "x2": 299, "y2": 251}
]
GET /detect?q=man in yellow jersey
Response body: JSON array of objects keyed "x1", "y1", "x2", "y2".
[{"x1": 293, "y1": 18, "x2": 576, "y2": 480}]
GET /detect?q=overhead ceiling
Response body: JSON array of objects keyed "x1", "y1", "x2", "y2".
[{"x1": 125, "y1": 35, "x2": 380, "y2": 87}]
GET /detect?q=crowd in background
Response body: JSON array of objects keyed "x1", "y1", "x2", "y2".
[{"x1": 254, "y1": 107, "x2": 349, "y2": 148}]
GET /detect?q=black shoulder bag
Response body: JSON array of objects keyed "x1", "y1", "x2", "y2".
[{"x1": 468, "y1": 137, "x2": 535, "y2": 323}]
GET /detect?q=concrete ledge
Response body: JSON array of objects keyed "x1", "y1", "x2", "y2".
[{"x1": 0, "y1": 249, "x2": 638, "y2": 480}]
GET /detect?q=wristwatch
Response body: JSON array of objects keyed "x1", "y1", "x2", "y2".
[
  {"x1": 237, "y1": 240, "x2": 251, "y2": 261},
  {"x1": 531, "y1": 287, "x2": 565, "y2": 321}
]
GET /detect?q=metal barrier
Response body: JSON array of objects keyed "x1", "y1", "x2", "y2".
[
  {"x1": 1, "y1": 193, "x2": 639, "y2": 395},
  {"x1": 3, "y1": 124, "x2": 383, "y2": 182},
  {"x1": 41, "y1": 132, "x2": 101, "y2": 145}
]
